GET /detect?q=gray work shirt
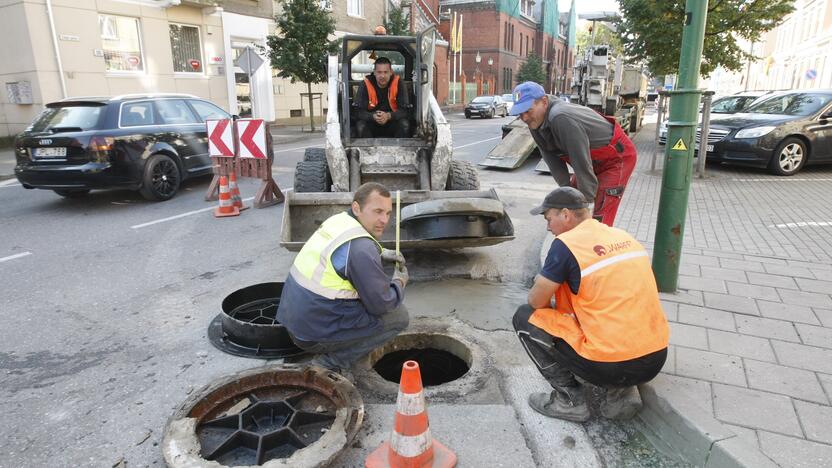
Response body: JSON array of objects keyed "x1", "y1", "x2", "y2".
[{"x1": 529, "y1": 98, "x2": 614, "y2": 201}]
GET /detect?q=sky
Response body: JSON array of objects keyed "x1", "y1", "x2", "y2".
[{"x1": 559, "y1": 0, "x2": 621, "y2": 15}]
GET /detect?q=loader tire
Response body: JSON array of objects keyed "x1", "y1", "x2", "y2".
[
  {"x1": 446, "y1": 160, "x2": 480, "y2": 191},
  {"x1": 294, "y1": 160, "x2": 331, "y2": 193},
  {"x1": 303, "y1": 147, "x2": 327, "y2": 163}
]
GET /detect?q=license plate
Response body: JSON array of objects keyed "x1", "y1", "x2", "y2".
[
  {"x1": 33, "y1": 147, "x2": 67, "y2": 158},
  {"x1": 706, "y1": 144, "x2": 714, "y2": 152}
]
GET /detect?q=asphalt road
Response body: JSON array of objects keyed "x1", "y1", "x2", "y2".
[{"x1": 0, "y1": 112, "x2": 568, "y2": 466}]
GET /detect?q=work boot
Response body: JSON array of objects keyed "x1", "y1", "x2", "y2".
[
  {"x1": 601, "y1": 386, "x2": 643, "y2": 420},
  {"x1": 528, "y1": 386, "x2": 590, "y2": 423}
]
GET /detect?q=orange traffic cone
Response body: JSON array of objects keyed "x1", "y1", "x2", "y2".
[
  {"x1": 366, "y1": 360, "x2": 457, "y2": 468},
  {"x1": 214, "y1": 175, "x2": 240, "y2": 218},
  {"x1": 228, "y1": 171, "x2": 249, "y2": 211}
]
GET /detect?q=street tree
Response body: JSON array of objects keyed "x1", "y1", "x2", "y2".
[
  {"x1": 616, "y1": 0, "x2": 794, "y2": 76},
  {"x1": 576, "y1": 23, "x2": 622, "y2": 56},
  {"x1": 517, "y1": 54, "x2": 546, "y2": 85},
  {"x1": 267, "y1": 0, "x2": 339, "y2": 131},
  {"x1": 384, "y1": 4, "x2": 411, "y2": 36}
]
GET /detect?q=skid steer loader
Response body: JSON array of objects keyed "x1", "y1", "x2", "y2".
[{"x1": 279, "y1": 28, "x2": 514, "y2": 251}]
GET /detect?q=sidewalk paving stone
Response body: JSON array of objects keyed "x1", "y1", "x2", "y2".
[
  {"x1": 712, "y1": 384, "x2": 803, "y2": 437},
  {"x1": 809, "y1": 268, "x2": 832, "y2": 281},
  {"x1": 680, "y1": 253, "x2": 720, "y2": 267},
  {"x1": 758, "y1": 431, "x2": 832, "y2": 468},
  {"x1": 700, "y1": 265, "x2": 748, "y2": 283},
  {"x1": 762, "y1": 263, "x2": 817, "y2": 280},
  {"x1": 726, "y1": 281, "x2": 781, "y2": 302},
  {"x1": 746, "y1": 271, "x2": 799, "y2": 290},
  {"x1": 793, "y1": 400, "x2": 832, "y2": 444},
  {"x1": 659, "y1": 289, "x2": 705, "y2": 307},
  {"x1": 742, "y1": 255, "x2": 788, "y2": 265},
  {"x1": 771, "y1": 340, "x2": 832, "y2": 374},
  {"x1": 707, "y1": 436, "x2": 779, "y2": 468},
  {"x1": 675, "y1": 346, "x2": 747, "y2": 386},
  {"x1": 794, "y1": 323, "x2": 832, "y2": 349},
  {"x1": 743, "y1": 359, "x2": 828, "y2": 404},
  {"x1": 795, "y1": 277, "x2": 832, "y2": 294},
  {"x1": 664, "y1": 345, "x2": 676, "y2": 374},
  {"x1": 813, "y1": 308, "x2": 832, "y2": 327},
  {"x1": 818, "y1": 373, "x2": 832, "y2": 401},
  {"x1": 734, "y1": 315, "x2": 801, "y2": 342},
  {"x1": 678, "y1": 275, "x2": 728, "y2": 293},
  {"x1": 668, "y1": 322, "x2": 708, "y2": 349},
  {"x1": 778, "y1": 288, "x2": 832, "y2": 309},
  {"x1": 677, "y1": 304, "x2": 736, "y2": 332},
  {"x1": 660, "y1": 300, "x2": 679, "y2": 321},
  {"x1": 724, "y1": 424, "x2": 760, "y2": 448},
  {"x1": 789, "y1": 259, "x2": 832, "y2": 271},
  {"x1": 719, "y1": 258, "x2": 766, "y2": 273},
  {"x1": 707, "y1": 330, "x2": 776, "y2": 362},
  {"x1": 703, "y1": 292, "x2": 759, "y2": 316},
  {"x1": 756, "y1": 300, "x2": 821, "y2": 325}
]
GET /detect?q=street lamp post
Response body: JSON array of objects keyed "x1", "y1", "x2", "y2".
[
  {"x1": 488, "y1": 57, "x2": 493, "y2": 93},
  {"x1": 475, "y1": 51, "x2": 481, "y2": 95}
]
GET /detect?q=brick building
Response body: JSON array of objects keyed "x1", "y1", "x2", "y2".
[
  {"x1": 437, "y1": 0, "x2": 575, "y2": 103},
  {"x1": 404, "y1": 0, "x2": 452, "y2": 105}
]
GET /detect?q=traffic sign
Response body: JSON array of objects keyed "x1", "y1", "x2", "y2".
[
  {"x1": 207, "y1": 119, "x2": 235, "y2": 157},
  {"x1": 806, "y1": 69, "x2": 817, "y2": 80},
  {"x1": 234, "y1": 47, "x2": 264, "y2": 75},
  {"x1": 237, "y1": 119, "x2": 267, "y2": 159}
]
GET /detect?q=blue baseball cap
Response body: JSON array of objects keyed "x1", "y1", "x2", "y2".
[{"x1": 509, "y1": 81, "x2": 546, "y2": 115}]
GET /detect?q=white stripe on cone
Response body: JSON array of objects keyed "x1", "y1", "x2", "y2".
[
  {"x1": 390, "y1": 429, "x2": 432, "y2": 458},
  {"x1": 396, "y1": 391, "x2": 426, "y2": 416}
]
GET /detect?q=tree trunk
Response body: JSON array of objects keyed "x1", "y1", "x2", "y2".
[{"x1": 307, "y1": 82, "x2": 315, "y2": 132}]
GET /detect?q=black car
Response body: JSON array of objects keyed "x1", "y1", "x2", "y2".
[
  {"x1": 705, "y1": 90, "x2": 832, "y2": 175},
  {"x1": 464, "y1": 95, "x2": 508, "y2": 119},
  {"x1": 14, "y1": 94, "x2": 232, "y2": 200}
]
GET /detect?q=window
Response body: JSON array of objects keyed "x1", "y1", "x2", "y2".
[
  {"x1": 99, "y1": 14, "x2": 144, "y2": 72},
  {"x1": 169, "y1": 24, "x2": 203, "y2": 73},
  {"x1": 30, "y1": 105, "x2": 105, "y2": 132},
  {"x1": 120, "y1": 101, "x2": 156, "y2": 127},
  {"x1": 189, "y1": 100, "x2": 230, "y2": 122},
  {"x1": 156, "y1": 99, "x2": 199, "y2": 125},
  {"x1": 347, "y1": 0, "x2": 363, "y2": 16},
  {"x1": 320, "y1": 0, "x2": 332, "y2": 10}
]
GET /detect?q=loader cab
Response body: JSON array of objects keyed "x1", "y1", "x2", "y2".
[{"x1": 339, "y1": 34, "x2": 432, "y2": 144}]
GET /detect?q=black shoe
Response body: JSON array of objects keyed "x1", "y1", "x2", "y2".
[{"x1": 528, "y1": 387, "x2": 590, "y2": 423}]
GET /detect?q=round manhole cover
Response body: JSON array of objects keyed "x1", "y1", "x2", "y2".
[
  {"x1": 163, "y1": 366, "x2": 363, "y2": 467},
  {"x1": 208, "y1": 282, "x2": 306, "y2": 359}
]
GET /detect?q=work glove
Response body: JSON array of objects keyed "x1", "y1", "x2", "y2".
[
  {"x1": 392, "y1": 265, "x2": 409, "y2": 288},
  {"x1": 381, "y1": 248, "x2": 406, "y2": 266}
]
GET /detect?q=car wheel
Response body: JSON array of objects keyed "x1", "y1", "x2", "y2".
[
  {"x1": 488, "y1": 109, "x2": 494, "y2": 119},
  {"x1": 53, "y1": 189, "x2": 90, "y2": 198},
  {"x1": 768, "y1": 137, "x2": 807, "y2": 176},
  {"x1": 465, "y1": 113, "x2": 471, "y2": 119},
  {"x1": 139, "y1": 153, "x2": 181, "y2": 201}
]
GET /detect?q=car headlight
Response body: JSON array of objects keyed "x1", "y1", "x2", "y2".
[{"x1": 735, "y1": 126, "x2": 776, "y2": 139}]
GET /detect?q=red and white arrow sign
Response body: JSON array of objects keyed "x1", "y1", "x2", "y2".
[
  {"x1": 237, "y1": 119, "x2": 267, "y2": 159},
  {"x1": 206, "y1": 119, "x2": 234, "y2": 157}
]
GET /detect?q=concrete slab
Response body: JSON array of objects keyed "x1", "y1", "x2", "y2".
[
  {"x1": 734, "y1": 315, "x2": 801, "y2": 342},
  {"x1": 712, "y1": 384, "x2": 802, "y2": 437},
  {"x1": 336, "y1": 403, "x2": 537, "y2": 467},
  {"x1": 758, "y1": 431, "x2": 832, "y2": 468},
  {"x1": 668, "y1": 322, "x2": 709, "y2": 350},
  {"x1": 771, "y1": 340, "x2": 832, "y2": 374},
  {"x1": 677, "y1": 304, "x2": 737, "y2": 332},
  {"x1": 706, "y1": 329, "x2": 776, "y2": 362},
  {"x1": 794, "y1": 323, "x2": 832, "y2": 349},
  {"x1": 675, "y1": 346, "x2": 747, "y2": 386},
  {"x1": 706, "y1": 436, "x2": 779, "y2": 468},
  {"x1": 793, "y1": 400, "x2": 832, "y2": 444},
  {"x1": 756, "y1": 299, "x2": 821, "y2": 325},
  {"x1": 744, "y1": 359, "x2": 828, "y2": 404},
  {"x1": 703, "y1": 292, "x2": 760, "y2": 316}
]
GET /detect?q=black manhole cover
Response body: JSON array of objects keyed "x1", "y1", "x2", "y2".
[
  {"x1": 373, "y1": 348, "x2": 470, "y2": 386},
  {"x1": 163, "y1": 366, "x2": 364, "y2": 467},
  {"x1": 198, "y1": 391, "x2": 335, "y2": 465},
  {"x1": 208, "y1": 282, "x2": 306, "y2": 359}
]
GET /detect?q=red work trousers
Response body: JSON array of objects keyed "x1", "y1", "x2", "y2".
[{"x1": 565, "y1": 118, "x2": 637, "y2": 226}]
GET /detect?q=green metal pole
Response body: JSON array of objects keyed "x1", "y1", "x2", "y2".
[{"x1": 652, "y1": 0, "x2": 709, "y2": 292}]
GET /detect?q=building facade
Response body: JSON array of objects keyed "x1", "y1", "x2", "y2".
[{"x1": 744, "y1": 0, "x2": 832, "y2": 91}]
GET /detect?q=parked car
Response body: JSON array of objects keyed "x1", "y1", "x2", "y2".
[
  {"x1": 501, "y1": 93, "x2": 514, "y2": 113},
  {"x1": 464, "y1": 95, "x2": 508, "y2": 119},
  {"x1": 659, "y1": 90, "x2": 775, "y2": 144},
  {"x1": 704, "y1": 90, "x2": 832, "y2": 175},
  {"x1": 14, "y1": 94, "x2": 233, "y2": 200}
]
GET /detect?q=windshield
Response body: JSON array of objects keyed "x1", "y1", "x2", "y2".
[
  {"x1": 502, "y1": 94, "x2": 513, "y2": 102},
  {"x1": 472, "y1": 97, "x2": 493, "y2": 104},
  {"x1": 29, "y1": 104, "x2": 105, "y2": 132},
  {"x1": 746, "y1": 93, "x2": 831, "y2": 116}
]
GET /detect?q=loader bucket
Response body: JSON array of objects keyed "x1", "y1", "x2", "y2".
[
  {"x1": 479, "y1": 118, "x2": 539, "y2": 170},
  {"x1": 279, "y1": 189, "x2": 514, "y2": 251}
]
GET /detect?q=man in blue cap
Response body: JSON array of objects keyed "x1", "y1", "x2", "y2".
[{"x1": 510, "y1": 81, "x2": 637, "y2": 226}]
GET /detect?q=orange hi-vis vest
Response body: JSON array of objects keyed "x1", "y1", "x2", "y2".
[
  {"x1": 529, "y1": 219, "x2": 669, "y2": 362},
  {"x1": 365, "y1": 75, "x2": 399, "y2": 112}
]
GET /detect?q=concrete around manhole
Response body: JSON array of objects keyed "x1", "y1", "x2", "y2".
[
  {"x1": 162, "y1": 365, "x2": 363, "y2": 468},
  {"x1": 355, "y1": 322, "x2": 491, "y2": 402}
]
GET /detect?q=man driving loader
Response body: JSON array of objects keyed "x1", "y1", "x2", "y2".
[
  {"x1": 354, "y1": 57, "x2": 412, "y2": 138},
  {"x1": 276, "y1": 182, "x2": 410, "y2": 380}
]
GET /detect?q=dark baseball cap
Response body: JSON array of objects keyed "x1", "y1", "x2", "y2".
[{"x1": 530, "y1": 187, "x2": 590, "y2": 215}]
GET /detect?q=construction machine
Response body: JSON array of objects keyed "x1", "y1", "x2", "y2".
[{"x1": 280, "y1": 29, "x2": 514, "y2": 251}]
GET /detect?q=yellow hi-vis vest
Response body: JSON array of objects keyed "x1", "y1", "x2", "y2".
[
  {"x1": 530, "y1": 219, "x2": 669, "y2": 362},
  {"x1": 289, "y1": 212, "x2": 382, "y2": 300}
]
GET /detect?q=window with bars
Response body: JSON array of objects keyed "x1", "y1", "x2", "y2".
[
  {"x1": 347, "y1": 0, "x2": 363, "y2": 16},
  {"x1": 99, "y1": 14, "x2": 144, "y2": 72},
  {"x1": 169, "y1": 24, "x2": 203, "y2": 73}
]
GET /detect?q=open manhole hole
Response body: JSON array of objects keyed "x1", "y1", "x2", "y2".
[
  {"x1": 374, "y1": 348, "x2": 469, "y2": 386},
  {"x1": 208, "y1": 282, "x2": 306, "y2": 359},
  {"x1": 163, "y1": 366, "x2": 363, "y2": 467}
]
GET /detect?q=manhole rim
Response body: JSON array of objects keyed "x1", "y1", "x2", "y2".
[
  {"x1": 162, "y1": 364, "x2": 364, "y2": 468},
  {"x1": 354, "y1": 330, "x2": 490, "y2": 400}
]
